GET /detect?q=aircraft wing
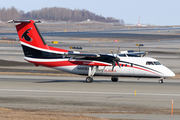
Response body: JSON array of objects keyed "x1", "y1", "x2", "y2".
[
  {"x1": 64, "y1": 51, "x2": 147, "y2": 66},
  {"x1": 65, "y1": 51, "x2": 147, "y2": 60},
  {"x1": 65, "y1": 52, "x2": 116, "y2": 62},
  {"x1": 65, "y1": 53, "x2": 101, "y2": 59}
]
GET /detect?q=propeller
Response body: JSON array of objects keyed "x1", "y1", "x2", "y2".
[{"x1": 111, "y1": 47, "x2": 121, "y2": 71}]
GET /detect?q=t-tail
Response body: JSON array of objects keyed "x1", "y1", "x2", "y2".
[{"x1": 8, "y1": 20, "x2": 69, "y2": 59}]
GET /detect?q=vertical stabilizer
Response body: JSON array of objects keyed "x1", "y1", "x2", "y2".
[
  {"x1": 15, "y1": 20, "x2": 49, "y2": 50},
  {"x1": 8, "y1": 20, "x2": 69, "y2": 58}
]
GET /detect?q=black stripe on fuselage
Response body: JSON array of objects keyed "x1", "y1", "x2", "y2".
[
  {"x1": 119, "y1": 60, "x2": 162, "y2": 74},
  {"x1": 21, "y1": 45, "x2": 64, "y2": 58}
]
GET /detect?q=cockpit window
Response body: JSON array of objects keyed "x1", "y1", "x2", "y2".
[
  {"x1": 146, "y1": 61, "x2": 154, "y2": 65},
  {"x1": 146, "y1": 61, "x2": 161, "y2": 65},
  {"x1": 153, "y1": 61, "x2": 161, "y2": 65}
]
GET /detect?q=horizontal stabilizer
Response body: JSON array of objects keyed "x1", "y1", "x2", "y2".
[{"x1": 7, "y1": 20, "x2": 41, "y2": 23}]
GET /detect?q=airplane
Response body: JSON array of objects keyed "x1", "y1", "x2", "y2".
[{"x1": 8, "y1": 20, "x2": 175, "y2": 83}]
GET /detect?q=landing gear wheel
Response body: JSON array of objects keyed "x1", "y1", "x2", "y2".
[
  {"x1": 111, "y1": 77, "x2": 118, "y2": 82},
  {"x1": 158, "y1": 79, "x2": 164, "y2": 84},
  {"x1": 86, "y1": 77, "x2": 93, "y2": 83}
]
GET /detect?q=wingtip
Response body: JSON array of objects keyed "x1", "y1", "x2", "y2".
[{"x1": 7, "y1": 20, "x2": 14, "y2": 23}]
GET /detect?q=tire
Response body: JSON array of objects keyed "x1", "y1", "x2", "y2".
[
  {"x1": 86, "y1": 77, "x2": 93, "y2": 83},
  {"x1": 158, "y1": 79, "x2": 163, "y2": 83},
  {"x1": 111, "y1": 77, "x2": 118, "y2": 82}
]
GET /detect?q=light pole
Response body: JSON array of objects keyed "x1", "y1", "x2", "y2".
[{"x1": 136, "y1": 44, "x2": 144, "y2": 56}]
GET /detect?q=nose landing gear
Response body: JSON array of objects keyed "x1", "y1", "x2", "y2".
[{"x1": 158, "y1": 78, "x2": 164, "y2": 83}]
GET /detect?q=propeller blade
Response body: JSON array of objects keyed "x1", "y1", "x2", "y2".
[
  {"x1": 112, "y1": 61, "x2": 116, "y2": 66},
  {"x1": 112, "y1": 61, "x2": 116, "y2": 71},
  {"x1": 116, "y1": 61, "x2": 121, "y2": 68},
  {"x1": 111, "y1": 51, "x2": 114, "y2": 57},
  {"x1": 112, "y1": 65, "x2": 115, "y2": 72},
  {"x1": 116, "y1": 46, "x2": 120, "y2": 57},
  {"x1": 111, "y1": 47, "x2": 121, "y2": 71}
]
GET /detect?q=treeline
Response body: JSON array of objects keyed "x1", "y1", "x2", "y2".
[
  {"x1": 0, "y1": 7, "x2": 123, "y2": 23},
  {"x1": 0, "y1": 7, "x2": 20, "y2": 21}
]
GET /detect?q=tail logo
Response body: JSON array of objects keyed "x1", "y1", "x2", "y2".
[{"x1": 21, "y1": 28, "x2": 32, "y2": 42}]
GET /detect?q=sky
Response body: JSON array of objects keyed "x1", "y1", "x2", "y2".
[{"x1": 0, "y1": 0, "x2": 180, "y2": 25}]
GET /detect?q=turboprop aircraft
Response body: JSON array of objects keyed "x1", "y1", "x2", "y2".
[{"x1": 8, "y1": 20, "x2": 175, "y2": 83}]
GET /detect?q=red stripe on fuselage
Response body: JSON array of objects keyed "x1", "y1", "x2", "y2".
[
  {"x1": 133, "y1": 66, "x2": 160, "y2": 76},
  {"x1": 26, "y1": 60, "x2": 75, "y2": 67}
]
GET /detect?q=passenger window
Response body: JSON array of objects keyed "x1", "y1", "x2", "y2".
[
  {"x1": 146, "y1": 61, "x2": 154, "y2": 65},
  {"x1": 154, "y1": 61, "x2": 161, "y2": 65}
]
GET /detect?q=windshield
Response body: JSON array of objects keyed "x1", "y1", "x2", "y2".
[
  {"x1": 146, "y1": 61, "x2": 161, "y2": 65},
  {"x1": 153, "y1": 61, "x2": 161, "y2": 65}
]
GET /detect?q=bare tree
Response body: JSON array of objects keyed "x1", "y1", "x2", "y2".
[{"x1": 0, "y1": 7, "x2": 121, "y2": 23}]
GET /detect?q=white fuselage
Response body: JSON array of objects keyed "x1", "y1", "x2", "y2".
[{"x1": 52, "y1": 57, "x2": 175, "y2": 78}]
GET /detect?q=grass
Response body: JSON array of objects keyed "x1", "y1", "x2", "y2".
[
  {"x1": 0, "y1": 108, "x2": 109, "y2": 120},
  {"x1": 0, "y1": 71, "x2": 80, "y2": 77}
]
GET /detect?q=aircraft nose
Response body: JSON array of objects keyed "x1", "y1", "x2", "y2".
[
  {"x1": 162, "y1": 67, "x2": 175, "y2": 78},
  {"x1": 167, "y1": 70, "x2": 175, "y2": 77}
]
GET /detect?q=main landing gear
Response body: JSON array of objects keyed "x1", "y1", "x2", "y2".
[
  {"x1": 86, "y1": 66, "x2": 97, "y2": 83},
  {"x1": 111, "y1": 77, "x2": 119, "y2": 82},
  {"x1": 158, "y1": 78, "x2": 164, "y2": 83},
  {"x1": 85, "y1": 66, "x2": 119, "y2": 83}
]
